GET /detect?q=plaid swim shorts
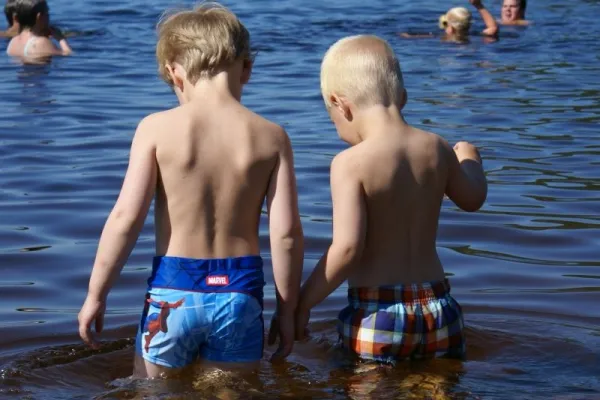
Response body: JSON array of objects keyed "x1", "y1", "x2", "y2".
[{"x1": 337, "y1": 279, "x2": 465, "y2": 364}]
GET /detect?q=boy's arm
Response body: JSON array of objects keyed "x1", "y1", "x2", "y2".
[
  {"x1": 469, "y1": 0, "x2": 499, "y2": 36},
  {"x1": 78, "y1": 118, "x2": 157, "y2": 348},
  {"x1": 266, "y1": 129, "x2": 304, "y2": 358},
  {"x1": 297, "y1": 153, "x2": 367, "y2": 319},
  {"x1": 444, "y1": 140, "x2": 488, "y2": 212}
]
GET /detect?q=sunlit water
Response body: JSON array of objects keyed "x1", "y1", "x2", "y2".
[{"x1": 0, "y1": 0, "x2": 599, "y2": 398}]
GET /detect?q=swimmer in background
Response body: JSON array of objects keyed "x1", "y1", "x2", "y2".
[
  {"x1": 500, "y1": 0, "x2": 529, "y2": 26},
  {"x1": 400, "y1": 0, "x2": 498, "y2": 42},
  {"x1": 295, "y1": 35, "x2": 487, "y2": 363},
  {"x1": 6, "y1": 0, "x2": 71, "y2": 59},
  {"x1": 2, "y1": 0, "x2": 76, "y2": 40},
  {"x1": 1, "y1": 0, "x2": 18, "y2": 37}
]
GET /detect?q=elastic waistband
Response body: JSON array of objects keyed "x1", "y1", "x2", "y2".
[
  {"x1": 348, "y1": 279, "x2": 451, "y2": 307},
  {"x1": 148, "y1": 255, "x2": 265, "y2": 307},
  {"x1": 152, "y1": 255, "x2": 263, "y2": 272}
]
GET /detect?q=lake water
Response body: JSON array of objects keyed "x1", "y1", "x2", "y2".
[{"x1": 0, "y1": 0, "x2": 599, "y2": 398}]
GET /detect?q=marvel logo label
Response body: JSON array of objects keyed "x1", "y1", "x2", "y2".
[{"x1": 206, "y1": 275, "x2": 229, "y2": 286}]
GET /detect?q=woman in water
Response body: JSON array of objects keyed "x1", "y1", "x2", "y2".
[
  {"x1": 6, "y1": 0, "x2": 71, "y2": 60},
  {"x1": 401, "y1": 0, "x2": 498, "y2": 42}
]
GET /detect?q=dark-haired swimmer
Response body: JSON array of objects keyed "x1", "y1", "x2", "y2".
[
  {"x1": 1, "y1": 0, "x2": 18, "y2": 37},
  {"x1": 6, "y1": 0, "x2": 71, "y2": 59}
]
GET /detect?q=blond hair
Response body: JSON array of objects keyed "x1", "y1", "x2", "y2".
[
  {"x1": 320, "y1": 35, "x2": 404, "y2": 109},
  {"x1": 439, "y1": 7, "x2": 472, "y2": 34},
  {"x1": 156, "y1": 2, "x2": 251, "y2": 86}
]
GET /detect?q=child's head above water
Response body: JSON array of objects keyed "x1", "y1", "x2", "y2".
[
  {"x1": 320, "y1": 35, "x2": 405, "y2": 111},
  {"x1": 13, "y1": 0, "x2": 49, "y2": 32},
  {"x1": 320, "y1": 35, "x2": 406, "y2": 144},
  {"x1": 439, "y1": 7, "x2": 472, "y2": 36},
  {"x1": 502, "y1": 0, "x2": 526, "y2": 22},
  {"x1": 156, "y1": 3, "x2": 252, "y2": 89}
]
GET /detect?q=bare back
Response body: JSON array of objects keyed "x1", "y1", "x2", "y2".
[
  {"x1": 347, "y1": 126, "x2": 450, "y2": 286},
  {"x1": 150, "y1": 99, "x2": 282, "y2": 258}
]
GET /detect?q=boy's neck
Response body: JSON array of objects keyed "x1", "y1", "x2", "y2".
[
  {"x1": 181, "y1": 71, "x2": 242, "y2": 105},
  {"x1": 354, "y1": 103, "x2": 409, "y2": 142}
]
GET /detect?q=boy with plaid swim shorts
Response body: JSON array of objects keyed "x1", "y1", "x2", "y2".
[{"x1": 295, "y1": 35, "x2": 487, "y2": 363}]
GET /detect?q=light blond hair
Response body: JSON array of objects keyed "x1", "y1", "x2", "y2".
[
  {"x1": 320, "y1": 35, "x2": 404, "y2": 109},
  {"x1": 439, "y1": 7, "x2": 472, "y2": 34},
  {"x1": 156, "y1": 2, "x2": 251, "y2": 86}
]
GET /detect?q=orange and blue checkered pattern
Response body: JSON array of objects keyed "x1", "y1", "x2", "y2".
[{"x1": 337, "y1": 279, "x2": 465, "y2": 364}]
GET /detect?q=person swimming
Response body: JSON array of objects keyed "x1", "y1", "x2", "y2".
[
  {"x1": 500, "y1": 0, "x2": 529, "y2": 25},
  {"x1": 6, "y1": 0, "x2": 71, "y2": 60},
  {"x1": 1, "y1": 0, "x2": 18, "y2": 37},
  {"x1": 400, "y1": 0, "x2": 498, "y2": 42}
]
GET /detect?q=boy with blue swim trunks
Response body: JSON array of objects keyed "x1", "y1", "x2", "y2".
[
  {"x1": 78, "y1": 3, "x2": 304, "y2": 378},
  {"x1": 295, "y1": 35, "x2": 487, "y2": 363}
]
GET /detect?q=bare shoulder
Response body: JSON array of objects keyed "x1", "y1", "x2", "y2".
[
  {"x1": 139, "y1": 106, "x2": 188, "y2": 130},
  {"x1": 331, "y1": 147, "x2": 362, "y2": 182},
  {"x1": 31, "y1": 36, "x2": 56, "y2": 52},
  {"x1": 408, "y1": 126, "x2": 449, "y2": 150},
  {"x1": 250, "y1": 110, "x2": 285, "y2": 135},
  {"x1": 131, "y1": 110, "x2": 176, "y2": 145},
  {"x1": 500, "y1": 19, "x2": 531, "y2": 26},
  {"x1": 6, "y1": 37, "x2": 17, "y2": 54},
  {"x1": 246, "y1": 109, "x2": 290, "y2": 149}
]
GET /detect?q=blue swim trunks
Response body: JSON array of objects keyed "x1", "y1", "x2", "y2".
[{"x1": 134, "y1": 255, "x2": 265, "y2": 368}]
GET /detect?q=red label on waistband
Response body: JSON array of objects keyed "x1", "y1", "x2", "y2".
[{"x1": 206, "y1": 275, "x2": 229, "y2": 286}]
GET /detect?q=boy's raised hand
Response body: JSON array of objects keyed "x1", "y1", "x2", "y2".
[
  {"x1": 469, "y1": 0, "x2": 483, "y2": 7},
  {"x1": 454, "y1": 141, "x2": 482, "y2": 164}
]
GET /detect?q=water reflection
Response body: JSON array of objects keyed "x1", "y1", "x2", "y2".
[{"x1": 0, "y1": 0, "x2": 599, "y2": 398}]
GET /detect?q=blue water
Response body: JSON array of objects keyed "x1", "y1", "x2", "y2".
[{"x1": 0, "y1": 0, "x2": 599, "y2": 398}]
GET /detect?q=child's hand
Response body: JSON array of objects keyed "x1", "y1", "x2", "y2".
[
  {"x1": 49, "y1": 26, "x2": 65, "y2": 41},
  {"x1": 78, "y1": 296, "x2": 106, "y2": 350},
  {"x1": 469, "y1": 0, "x2": 484, "y2": 8},
  {"x1": 294, "y1": 307, "x2": 310, "y2": 340},
  {"x1": 268, "y1": 312, "x2": 295, "y2": 362},
  {"x1": 454, "y1": 141, "x2": 482, "y2": 164}
]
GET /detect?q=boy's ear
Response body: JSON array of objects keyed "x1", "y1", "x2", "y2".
[
  {"x1": 241, "y1": 58, "x2": 252, "y2": 85},
  {"x1": 166, "y1": 63, "x2": 185, "y2": 92},
  {"x1": 330, "y1": 94, "x2": 352, "y2": 121},
  {"x1": 399, "y1": 89, "x2": 408, "y2": 110}
]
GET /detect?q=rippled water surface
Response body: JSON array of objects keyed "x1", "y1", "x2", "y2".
[{"x1": 1, "y1": 0, "x2": 599, "y2": 398}]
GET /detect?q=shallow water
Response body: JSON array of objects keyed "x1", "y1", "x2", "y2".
[{"x1": 1, "y1": 0, "x2": 599, "y2": 398}]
